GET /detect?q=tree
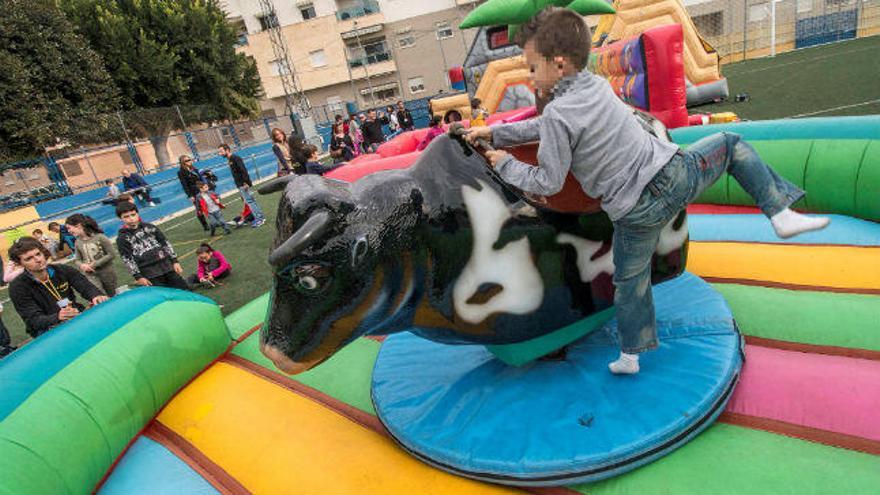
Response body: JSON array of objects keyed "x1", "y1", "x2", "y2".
[
  {"x1": 59, "y1": 0, "x2": 263, "y2": 167},
  {"x1": 0, "y1": 0, "x2": 120, "y2": 163}
]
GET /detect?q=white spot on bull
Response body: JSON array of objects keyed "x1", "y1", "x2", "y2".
[
  {"x1": 453, "y1": 181, "x2": 544, "y2": 325},
  {"x1": 556, "y1": 234, "x2": 614, "y2": 283},
  {"x1": 656, "y1": 215, "x2": 688, "y2": 256}
]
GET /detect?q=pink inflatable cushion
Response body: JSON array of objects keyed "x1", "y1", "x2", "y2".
[
  {"x1": 727, "y1": 344, "x2": 880, "y2": 441},
  {"x1": 325, "y1": 151, "x2": 421, "y2": 183},
  {"x1": 487, "y1": 106, "x2": 537, "y2": 125},
  {"x1": 345, "y1": 153, "x2": 384, "y2": 166}
]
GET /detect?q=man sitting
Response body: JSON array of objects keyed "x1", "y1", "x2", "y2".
[
  {"x1": 121, "y1": 169, "x2": 157, "y2": 207},
  {"x1": 8, "y1": 237, "x2": 108, "y2": 338}
]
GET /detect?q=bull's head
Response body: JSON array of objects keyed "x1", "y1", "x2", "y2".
[{"x1": 258, "y1": 173, "x2": 422, "y2": 374}]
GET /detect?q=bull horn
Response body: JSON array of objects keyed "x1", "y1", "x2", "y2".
[
  {"x1": 258, "y1": 174, "x2": 298, "y2": 195},
  {"x1": 269, "y1": 211, "x2": 332, "y2": 267}
]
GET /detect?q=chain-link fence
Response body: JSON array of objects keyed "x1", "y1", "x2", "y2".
[
  {"x1": 0, "y1": 106, "x2": 308, "y2": 212},
  {"x1": 686, "y1": 0, "x2": 879, "y2": 62}
]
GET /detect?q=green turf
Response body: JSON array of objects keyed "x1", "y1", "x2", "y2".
[
  {"x1": 2, "y1": 190, "x2": 283, "y2": 347},
  {"x1": 696, "y1": 35, "x2": 880, "y2": 120}
]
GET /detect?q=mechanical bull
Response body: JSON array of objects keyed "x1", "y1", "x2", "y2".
[{"x1": 258, "y1": 133, "x2": 688, "y2": 374}]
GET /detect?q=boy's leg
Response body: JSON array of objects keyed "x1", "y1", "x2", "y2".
[
  {"x1": 239, "y1": 187, "x2": 265, "y2": 223},
  {"x1": 213, "y1": 212, "x2": 231, "y2": 234},
  {"x1": 150, "y1": 272, "x2": 190, "y2": 291},
  {"x1": 680, "y1": 132, "x2": 803, "y2": 215},
  {"x1": 610, "y1": 220, "x2": 665, "y2": 373}
]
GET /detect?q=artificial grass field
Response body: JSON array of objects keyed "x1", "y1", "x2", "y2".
[
  {"x1": 2, "y1": 35, "x2": 878, "y2": 347},
  {"x1": 698, "y1": 35, "x2": 880, "y2": 119}
]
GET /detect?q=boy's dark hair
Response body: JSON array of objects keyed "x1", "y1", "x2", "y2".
[
  {"x1": 196, "y1": 181, "x2": 208, "y2": 188},
  {"x1": 65, "y1": 214, "x2": 104, "y2": 235},
  {"x1": 308, "y1": 144, "x2": 319, "y2": 156},
  {"x1": 115, "y1": 201, "x2": 139, "y2": 218},
  {"x1": 515, "y1": 7, "x2": 592, "y2": 70},
  {"x1": 47, "y1": 222, "x2": 60, "y2": 230},
  {"x1": 470, "y1": 98, "x2": 482, "y2": 108},
  {"x1": 219, "y1": 144, "x2": 231, "y2": 152},
  {"x1": 32, "y1": 229, "x2": 43, "y2": 236},
  {"x1": 197, "y1": 243, "x2": 214, "y2": 255},
  {"x1": 9, "y1": 237, "x2": 50, "y2": 263},
  {"x1": 105, "y1": 179, "x2": 114, "y2": 185}
]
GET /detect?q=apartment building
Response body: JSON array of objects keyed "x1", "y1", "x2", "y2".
[{"x1": 221, "y1": 0, "x2": 484, "y2": 118}]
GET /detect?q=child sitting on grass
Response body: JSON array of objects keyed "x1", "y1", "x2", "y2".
[
  {"x1": 196, "y1": 182, "x2": 231, "y2": 236},
  {"x1": 465, "y1": 7, "x2": 829, "y2": 375},
  {"x1": 187, "y1": 243, "x2": 230, "y2": 288}
]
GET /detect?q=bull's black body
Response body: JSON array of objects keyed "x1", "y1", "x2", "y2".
[{"x1": 260, "y1": 134, "x2": 687, "y2": 372}]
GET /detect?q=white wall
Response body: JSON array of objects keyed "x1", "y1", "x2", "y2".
[{"x1": 377, "y1": 0, "x2": 458, "y2": 23}]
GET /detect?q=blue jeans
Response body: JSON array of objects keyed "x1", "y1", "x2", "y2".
[
  {"x1": 207, "y1": 211, "x2": 230, "y2": 234},
  {"x1": 611, "y1": 132, "x2": 804, "y2": 353},
  {"x1": 239, "y1": 186, "x2": 265, "y2": 223}
]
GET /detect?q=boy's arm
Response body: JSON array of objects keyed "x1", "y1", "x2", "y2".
[
  {"x1": 494, "y1": 112, "x2": 571, "y2": 196},
  {"x1": 491, "y1": 117, "x2": 543, "y2": 147},
  {"x1": 116, "y1": 235, "x2": 142, "y2": 279}
]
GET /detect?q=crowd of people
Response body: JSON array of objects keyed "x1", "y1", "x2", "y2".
[{"x1": 0, "y1": 100, "x2": 439, "y2": 357}]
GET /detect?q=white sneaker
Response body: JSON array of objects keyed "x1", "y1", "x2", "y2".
[{"x1": 148, "y1": 201, "x2": 157, "y2": 207}]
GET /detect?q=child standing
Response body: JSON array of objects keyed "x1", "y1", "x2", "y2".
[
  {"x1": 417, "y1": 115, "x2": 445, "y2": 151},
  {"x1": 470, "y1": 98, "x2": 489, "y2": 127},
  {"x1": 65, "y1": 214, "x2": 117, "y2": 297},
  {"x1": 466, "y1": 8, "x2": 829, "y2": 375},
  {"x1": 187, "y1": 243, "x2": 231, "y2": 287},
  {"x1": 115, "y1": 202, "x2": 189, "y2": 290},
  {"x1": 196, "y1": 182, "x2": 231, "y2": 236}
]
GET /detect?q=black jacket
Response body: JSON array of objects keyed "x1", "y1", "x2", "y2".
[
  {"x1": 362, "y1": 115, "x2": 390, "y2": 145},
  {"x1": 122, "y1": 173, "x2": 149, "y2": 192},
  {"x1": 330, "y1": 135, "x2": 354, "y2": 162},
  {"x1": 228, "y1": 154, "x2": 252, "y2": 188},
  {"x1": 397, "y1": 109, "x2": 415, "y2": 129},
  {"x1": 116, "y1": 222, "x2": 178, "y2": 280},
  {"x1": 9, "y1": 264, "x2": 102, "y2": 338},
  {"x1": 177, "y1": 167, "x2": 202, "y2": 198}
]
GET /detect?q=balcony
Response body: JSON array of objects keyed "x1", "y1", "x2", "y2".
[
  {"x1": 348, "y1": 51, "x2": 391, "y2": 69},
  {"x1": 336, "y1": 0, "x2": 380, "y2": 21}
]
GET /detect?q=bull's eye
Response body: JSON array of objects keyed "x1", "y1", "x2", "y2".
[
  {"x1": 298, "y1": 276, "x2": 318, "y2": 291},
  {"x1": 281, "y1": 261, "x2": 333, "y2": 295}
]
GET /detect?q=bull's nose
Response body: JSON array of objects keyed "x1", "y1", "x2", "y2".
[{"x1": 259, "y1": 342, "x2": 320, "y2": 375}]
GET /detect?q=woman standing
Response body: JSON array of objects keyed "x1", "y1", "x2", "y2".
[
  {"x1": 271, "y1": 128, "x2": 294, "y2": 176},
  {"x1": 386, "y1": 105, "x2": 400, "y2": 133},
  {"x1": 329, "y1": 123, "x2": 355, "y2": 163},
  {"x1": 65, "y1": 214, "x2": 117, "y2": 297},
  {"x1": 347, "y1": 114, "x2": 363, "y2": 158},
  {"x1": 177, "y1": 155, "x2": 209, "y2": 231}
]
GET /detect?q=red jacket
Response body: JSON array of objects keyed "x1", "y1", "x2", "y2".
[{"x1": 197, "y1": 192, "x2": 224, "y2": 217}]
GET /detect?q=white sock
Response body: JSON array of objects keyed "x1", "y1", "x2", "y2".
[
  {"x1": 609, "y1": 352, "x2": 640, "y2": 375},
  {"x1": 770, "y1": 209, "x2": 830, "y2": 239}
]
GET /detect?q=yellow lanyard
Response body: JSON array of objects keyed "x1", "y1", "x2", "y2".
[{"x1": 39, "y1": 275, "x2": 63, "y2": 301}]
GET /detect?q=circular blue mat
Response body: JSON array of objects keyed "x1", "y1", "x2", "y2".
[{"x1": 371, "y1": 272, "x2": 743, "y2": 486}]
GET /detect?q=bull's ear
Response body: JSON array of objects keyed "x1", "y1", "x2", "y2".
[{"x1": 259, "y1": 175, "x2": 298, "y2": 195}]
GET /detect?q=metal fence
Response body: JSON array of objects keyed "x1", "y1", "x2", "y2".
[
  {"x1": 0, "y1": 107, "x2": 306, "y2": 212},
  {"x1": 686, "y1": 0, "x2": 879, "y2": 62}
]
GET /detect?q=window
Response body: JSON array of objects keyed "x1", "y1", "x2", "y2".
[
  {"x1": 327, "y1": 96, "x2": 344, "y2": 113},
  {"x1": 398, "y1": 34, "x2": 416, "y2": 49},
  {"x1": 692, "y1": 12, "x2": 723, "y2": 37},
  {"x1": 63, "y1": 162, "x2": 83, "y2": 177},
  {"x1": 271, "y1": 59, "x2": 290, "y2": 76},
  {"x1": 119, "y1": 151, "x2": 134, "y2": 165},
  {"x1": 487, "y1": 26, "x2": 513, "y2": 50},
  {"x1": 408, "y1": 76, "x2": 425, "y2": 94},
  {"x1": 257, "y1": 13, "x2": 278, "y2": 31},
  {"x1": 310, "y1": 49, "x2": 327, "y2": 68},
  {"x1": 797, "y1": 0, "x2": 812, "y2": 12},
  {"x1": 300, "y1": 2, "x2": 317, "y2": 20},
  {"x1": 436, "y1": 22, "x2": 454, "y2": 40},
  {"x1": 360, "y1": 83, "x2": 399, "y2": 102},
  {"x1": 348, "y1": 38, "x2": 391, "y2": 67},
  {"x1": 748, "y1": 3, "x2": 768, "y2": 22}
]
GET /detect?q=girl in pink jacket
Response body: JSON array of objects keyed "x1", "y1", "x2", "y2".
[{"x1": 188, "y1": 244, "x2": 231, "y2": 287}]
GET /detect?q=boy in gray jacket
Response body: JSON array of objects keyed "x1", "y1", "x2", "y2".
[{"x1": 466, "y1": 7, "x2": 829, "y2": 375}]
